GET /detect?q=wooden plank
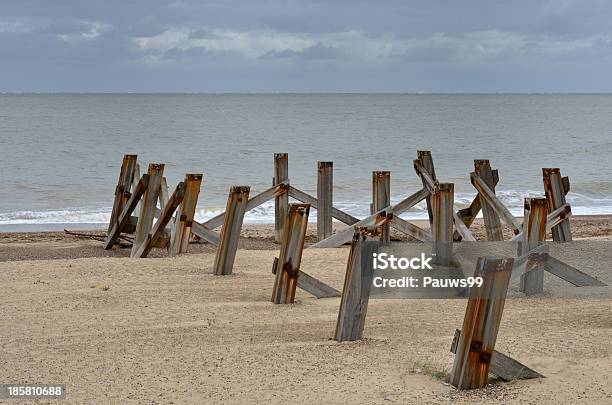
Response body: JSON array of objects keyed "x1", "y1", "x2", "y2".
[
  {"x1": 104, "y1": 174, "x2": 149, "y2": 249},
  {"x1": 108, "y1": 154, "x2": 138, "y2": 233},
  {"x1": 159, "y1": 177, "x2": 169, "y2": 210},
  {"x1": 169, "y1": 173, "x2": 202, "y2": 256},
  {"x1": 272, "y1": 204, "x2": 310, "y2": 304},
  {"x1": 317, "y1": 161, "x2": 333, "y2": 241},
  {"x1": 131, "y1": 163, "x2": 165, "y2": 256},
  {"x1": 372, "y1": 171, "x2": 391, "y2": 245},
  {"x1": 519, "y1": 198, "x2": 548, "y2": 295},
  {"x1": 274, "y1": 153, "x2": 289, "y2": 243},
  {"x1": 202, "y1": 181, "x2": 288, "y2": 230},
  {"x1": 310, "y1": 188, "x2": 429, "y2": 248},
  {"x1": 473, "y1": 160, "x2": 504, "y2": 241},
  {"x1": 453, "y1": 170, "x2": 498, "y2": 241},
  {"x1": 449, "y1": 257, "x2": 514, "y2": 390},
  {"x1": 543, "y1": 168, "x2": 572, "y2": 242},
  {"x1": 432, "y1": 183, "x2": 454, "y2": 265},
  {"x1": 271, "y1": 259, "x2": 340, "y2": 298},
  {"x1": 509, "y1": 203, "x2": 572, "y2": 242},
  {"x1": 545, "y1": 256, "x2": 607, "y2": 287},
  {"x1": 131, "y1": 162, "x2": 141, "y2": 220},
  {"x1": 289, "y1": 186, "x2": 359, "y2": 225},
  {"x1": 471, "y1": 171, "x2": 521, "y2": 235},
  {"x1": 334, "y1": 227, "x2": 380, "y2": 342},
  {"x1": 191, "y1": 221, "x2": 220, "y2": 246},
  {"x1": 389, "y1": 216, "x2": 432, "y2": 242},
  {"x1": 413, "y1": 150, "x2": 438, "y2": 199},
  {"x1": 213, "y1": 186, "x2": 250, "y2": 275},
  {"x1": 453, "y1": 210, "x2": 477, "y2": 242},
  {"x1": 133, "y1": 182, "x2": 186, "y2": 258},
  {"x1": 451, "y1": 329, "x2": 544, "y2": 381}
]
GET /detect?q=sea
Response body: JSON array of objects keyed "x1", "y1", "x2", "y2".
[{"x1": 1, "y1": 94, "x2": 611, "y2": 232}]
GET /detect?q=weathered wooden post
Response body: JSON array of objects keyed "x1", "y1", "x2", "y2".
[
  {"x1": 272, "y1": 203, "x2": 310, "y2": 304},
  {"x1": 543, "y1": 168, "x2": 572, "y2": 242},
  {"x1": 104, "y1": 174, "x2": 149, "y2": 249},
  {"x1": 274, "y1": 153, "x2": 289, "y2": 243},
  {"x1": 416, "y1": 150, "x2": 437, "y2": 226},
  {"x1": 372, "y1": 171, "x2": 391, "y2": 245},
  {"x1": 317, "y1": 161, "x2": 333, "y2": 241},
  {"x1": 169, "y1": 173, "x2": 203, "y2": 256},
  {"x1": 133, "y1": 182, "x2": 186, "y2": 258},
  {"x1": 449, "y1": 257, "x2": 514, "y2": 390},
  {"x1": 335, "y1": 227, "x2": 380, "y2": 342},
  {"x1": 432, "y1": 182, "x2": 454, "y2": 266},
  {"x1": 213, "y1": 186, "x2": 251, "y2": 276},
  {"x1": 131, "y1": 163, "x2": 164, "y2": 257},
  {"x1": 474, "y1": 160, "x2": 503, "y2": 241},
  {"x1": 108, "y1": 154, "x2": 138, "y2": 233},
  {"x1": 519, "y1": 198, "x2": 548, "y2": 295}
]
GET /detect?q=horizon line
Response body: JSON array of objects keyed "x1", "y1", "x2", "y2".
[{"x1": 3, "y1": 91, "x2": 612, "y2": 95}]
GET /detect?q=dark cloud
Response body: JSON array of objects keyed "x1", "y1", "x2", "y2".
[{"x1": 1, "y1": 0, "x2": 612, "y2": 91}]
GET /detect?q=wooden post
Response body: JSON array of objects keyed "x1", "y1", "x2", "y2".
[
  {"x1": 272, "y1": 204, "x2": 310, "y2": 303},
  {"x1": 416, "y1": 150, "x2": 437, "y2": 226},
  {"x1": 169, "y1": 173, "x2": 203, "y2": 256},
  {"x1": 543, "y1": 168, "x2": 572, "y2": 242},
  {"x1": 432, "y1": 183, "x2": 454, "y2": 266},
  {"x1": 474, "y1": 160, "x2": 503, "y2": 241},
  {"x1": 133, "y1": 182, "x2": 186, "y2": 258},
  {"x1": 213, "y1": 186, "x2": 250, "y2": 276},
  {"x1": 519, "y1": 198, "x2": 548, "y2": 295},
  {"x1": 274, "y1": 153, "x2": 289, "y2": 243},
  {"x1": 372, "y1": 171, "x2": 391, "y2": 245},
  {"x1": 449, "y1": 257, "x2": 514, "y2": 390},
  {"x1": 131, "y1": 162, "x2": 141, "y2": 221},
  {"x1": 317, "y1": 161, "x2": 333, "y2": 241},
  {"x1": 335, "y1": 227, "x2": 380, "y2": 342},
  {"x1": 131, "y1": 163, "x2": 164, "y2": 257},
  {"x1": 108, "y1": 154, "x2": 138, "y2": 233}
]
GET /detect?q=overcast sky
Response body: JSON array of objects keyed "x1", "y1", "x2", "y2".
[{"x1": 2, "y1": 0, "x2": 612, "y2": 92}]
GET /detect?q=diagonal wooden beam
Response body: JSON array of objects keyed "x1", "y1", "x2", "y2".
[
  {"x1": 133, "y1": 182, "x2": 186, "y2": 258},
  {"x1": 289, "y1": 186, "x2": 359, "y2": 225},
  {"x1": 451, "y1": 329, "x2": 544, "y2": 381},
  {"x1": 453, "y1": 210, "x2": 477, "y2": 242},
  {"x1": 545, "y1": 256, "x2": 607, "y2": 287},
  {"x1": 471, "y1": 172, "x2": 521, "y2": 235},
  {"x1": 309, "y1": 188, "x2": 430, "y2": 248},
  {"x1": 271, "y1": 258, "x2": 340, "y2": 298},
  {"x1": 104, "y1": 174, "x2": 149, "y2": 249},
  {"x1": 389, "y1": 216, "x2": 432, "y2": 242},
  {"x1": 453, "y1": 169, "x2": 499, "y2": 241}
]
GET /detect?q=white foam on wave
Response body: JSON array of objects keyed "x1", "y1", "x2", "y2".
[{"x1": 1, "y1": 189, "x2": 612, "y2": 227}]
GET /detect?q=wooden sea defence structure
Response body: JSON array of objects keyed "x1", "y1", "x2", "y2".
[{"x1": 100, "y1": 150, "x2": 607, "y2": 392}]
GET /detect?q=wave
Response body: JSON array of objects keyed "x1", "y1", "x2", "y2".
[{"x1": 2, "y1": 189, "x2": 612, "y2": 226}]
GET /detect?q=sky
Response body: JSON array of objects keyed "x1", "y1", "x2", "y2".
[{"x1": 1, "y1": 0, "x2": 612, "y2": 93}]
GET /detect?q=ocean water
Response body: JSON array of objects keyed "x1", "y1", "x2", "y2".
[{"x1": 1, "y1": 94, "x2": 612, "y2": 231}]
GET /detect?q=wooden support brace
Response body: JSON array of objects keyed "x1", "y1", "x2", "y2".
[
  {"x1": 289, "y1": 186, "x2": 359, "y2": 225},
  {"x1": 159, "y1": 177, "x2": 169, "y2": 210},
  {"x1": 334, "y1": 227, "x2": 380, "y2": 342},
  {"x1": 449, "y1": 257, "x2": 514, "y2": 390},
  {"x1": 453, "y1": 169, "x2": 499, "y2": 241},
  {"x1": 432, "y1": 183, "x2": 454, "y2": 266},
  {"x1": 213, "y1": 186, "x2": 250, "y2": 275},
  {"x1": 104, "y1": 174, "x2": 149, "y2": 249},
  {"x1": 108, "y1": 154, "x2": 138, "y2": 233},
  {"x1": 317, "y1": 161, "x2": 333, "y2": 241},
  {"x1": 519, "y1": 198, "x2": 548, "y2": 295},
  {"x1": 274, "y1": 153, "x2": 289, "y2": 243},
  {"x1": 453, "y1": 210, "x2": 477, "y2": 242},
  {"x1": 310, "y1": 188, "x2": 429, "y2": 248},
  {"x1": 271, "y1": 258, "x2": 340, "y2": 298},
  {"x1": 451, "y1": 329, "x2": 544, "y2": 381},
  {"x1": 389, "y1": 216, "x2": 432, "y2": 242},
  {"x1": 169, "y1": 173, "x2": 203, "y2": 256},
  {"x1": 271, "y1": 204, "x2": 310, "y2": 304},
  {"x1": 131, "y1": 162, "x2": 141, "y2": 221},
  {"x1": 131, "y1": 163, "x2": 165, "y2": 256},
  {"x1": 545, "y1": 257, "x2": 607, "y2": 286},
  {"x1": 471, "y1": 171, "x2": 521, "y2": 236},
  {"x1": 372, "y1": 171, "x2": 391, "y2": 245},
  {"x1": 543, "y1": 168, "x2": 572, "y2": 242},
  {"x1": 473, "y1": 160, "x2": 505, "y2": 240},
  {"x1": 133, "y1": 182, "x2": 186, "y2": 258}
]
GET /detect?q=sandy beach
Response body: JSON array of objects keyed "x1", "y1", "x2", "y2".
[{"x1": 0, "y1": 216, "x2": 611, "y2": 404}]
